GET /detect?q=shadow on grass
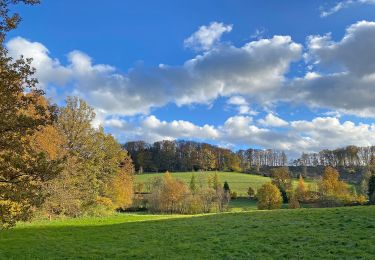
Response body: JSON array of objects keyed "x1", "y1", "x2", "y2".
[{"x1": 1, "y1": 206, "x2": 374, "y2": 259}]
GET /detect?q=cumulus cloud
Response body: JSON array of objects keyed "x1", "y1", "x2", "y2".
[
  {"x1": 105, "y1": 114, "x2": 375, "y2": 156},
  {"x1": 320, "y1": 0, "x2": 375, "y2": 17},
  {"x1": 286, "y1": 21, "x2": 375, "y2": 117},
  {"x1": 105, "y1": 115, "x2": 219, "y2": 143},
  {"x1": 6, "y1": 31, "x2": 302, "y2": 121},
  {"x1": 258, "y1": 113, "x2": 289, "y2": 127},
  {"x1": 226, "y1": 96, "x2": 257, "y2": 115},
  {"x1": 6, "y1": 37, "x2": 71, "y2": 87},
  {"x1": 184, "y1": 22, "x2": 232, "y2": 51}
]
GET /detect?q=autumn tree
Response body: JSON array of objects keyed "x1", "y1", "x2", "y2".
[
  {"x1": 211, "y1": 172, "x2": 221, "y2": 190},
  {"x1": 149, "y1": 172, "x2": 188, "y2": 213},
  {"x1": 270, "y1": 167, "x2": 292, "y2": 203},
  {"x1": 317, "y1": 166, "x2": 354, "y2": 206},
  {"x1": 42, "y1": 97, "x2": 134, "y2": 216},
  {"x1": 257, "y1": 183, "x2": 282, "y2": 210},
  {"x1": 318, "y1": 166, "x2": 350, "y2": 197},
  {"x1": 189, "y1": 174, "x2": 197, "y2": 194},
  {"x1": 288, "y1": 192, "x2": 300, "y2": 209},
  {"x1": 0, "y1": 0, "x2": 63, "y2": 228},
  {"x1": 295, "y1": 175, "x2": 308, "y2": 202}
]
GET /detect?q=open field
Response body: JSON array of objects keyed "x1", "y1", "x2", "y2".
[
  {"x1": 0, "y1": 206, "x2": 374, "y2": 259},
  {"x1": 135, "y1": 171, "x2": 318, "y2": 195}
]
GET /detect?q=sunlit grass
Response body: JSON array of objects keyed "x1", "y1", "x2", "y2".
[
  {"x1": 1, "y1": 206, "x2": 374, "y2": 258},
  {"x1": 135, "y1": 171, "x2": 318, "y2": 195}
]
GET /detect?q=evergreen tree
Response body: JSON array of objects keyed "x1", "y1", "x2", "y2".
[{"x1": 223, "y1": 181, "x2": 230, "y2": 193}]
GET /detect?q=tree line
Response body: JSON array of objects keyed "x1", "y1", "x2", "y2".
[
  {"x1": 293, "y1": 145, "x2": 375, "y2": 167},
  {"x1": 124, "y1": 140, "x2": 288, "y2": 173}
]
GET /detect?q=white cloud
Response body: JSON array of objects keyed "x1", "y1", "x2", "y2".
[
  {"x1": 106, "y1": 114, "x2": 375, "y2": 156},
  {"x1": 286, "y1": 21, "x2": 375, "y2": 117},
  {"x1": 105, "y1": 115, "x2": 219, "y2": 143},
  {"x1": 184, "y1": 22, "x2": 232, "y2": 51},
  {"x1": 6, "y1": 37, "x2": 71, "y2": 88},
  {"x1": 321, "y1": 0, "x2": 375, "y2": 17},
  {"x1": 226, "y1": 96, "x2": 257, "y2": 115},
  {"x1": 258, "y1": 113, "x2": 289, "y2": 127},
  {"x1": 6, "y1": 33, "x2": 301, "y2": 123}
]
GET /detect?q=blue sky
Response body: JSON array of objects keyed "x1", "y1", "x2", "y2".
[{"x1": 7, "y1": 0, "x2": 375, "y2": 156}]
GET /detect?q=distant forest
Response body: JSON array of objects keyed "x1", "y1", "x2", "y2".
[{"x1": 124, "y1": 141, "x2": 375, "y2": 174}]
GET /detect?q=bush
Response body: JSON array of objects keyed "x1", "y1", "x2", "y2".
[
  {"x1": 230, "y1": 191, "x2": 238, "y2": 200},
  {"x1": 288, "y1": 193, "x2": 300, "y2": 209},
  {"x1": 257, "y1": 183, "x2": 282, "y2": 210},
  {"x1": 247, "y1": 187, "x2": 255, "y2": 199},
  {"x1": 148, "y1": 172, "x2": 229, "y2": 214}
]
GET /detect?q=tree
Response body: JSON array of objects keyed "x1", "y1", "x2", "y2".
[
  {"x1": 247, "y1": 187, "x2": 255, "y2": 199},
  {"x1": 212, "y1": 172, "x2": 221, "y2": 190},
  {"x1": 149, "y1": 172, "x2": 189, "y2": 213},
  {"x1": 360, "y1": 170, "x2": 372, "y2": 195},
  {"x1": 369, "y1": 174, "x2": 375, "y2": 204},
  {"x1": 257, "y1": 183, "x2": 282, "y2": 210},
  {"x1": 42, "y1": 97, "x2": 134, "y2": 217},
  {"x1": 189, "y1": 174, "x2": 197, "y2": 194},
  {"x1": 223, "y1": 181, "x2": 230, "y2": 193},
  {"x1": 270, "y1": 167, "x2": 292, "y2": 203},
  {"x1": 288, "y1": 193, "x2": 300, "y2": 209},
  {"x1": 0, "y1": 0, "x2": 62, "y2": 228},
  {"x1": 319, "y1": 166, "x2": 349, "y2": 197},
  {"x1": 295, "y1": 175, "x2": 308, "y2": 202}
]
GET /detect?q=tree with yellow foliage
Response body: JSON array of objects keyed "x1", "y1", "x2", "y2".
[
  {"x1": 257, "y1": 182, "x2": 282, "y2": 210},
  {"x1": 319, "y1": 166, "x2": 350, "y2": 197},
  {"x1": 295, "y1": 175, "x2": 308, "y2": 202},
  {"x1": 0, "y1": 0, "x2": 62, "y2": 228}
]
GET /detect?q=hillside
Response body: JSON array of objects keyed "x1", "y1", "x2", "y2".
[
  {"x1": 135, "y1": 171, "x2": 318, "y2": 195},
  {"x1": 0, "y1": 206, "x2": 374, "y2": 258}
]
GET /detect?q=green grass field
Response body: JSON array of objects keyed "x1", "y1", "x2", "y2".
[
  {"x1": 1, "y1": 206, "x2": 374, "y2": 259},
  {"x1": 135, "y1": 171, "x2": 318, "y2": 195}
]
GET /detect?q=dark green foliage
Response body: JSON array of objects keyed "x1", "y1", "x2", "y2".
[
  {"x1": 369, "y1": 174, "x2": 375, "y2": 204},
  {"x1": 223, "y1": 181, "x2": 230, "y2": 192},
  {"x1": 270, "y1": 167, "x2": 292, "y2": 203},
  {"x1": 247, "y1": 187, "x2": 255, "y2": 199}
]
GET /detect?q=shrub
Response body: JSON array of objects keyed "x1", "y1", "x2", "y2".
[
  {"x1": 230, "y1": 191, "x2": 238, "y2": 200},
  {"x1": 247, "y1": 187, "x2": 255, "y2": 199},
  {"x1": 148, "y1": 172, "x2": 229, "y2": 214},
  {"x1": 257, "y1": 183, "x2": 282, "y2": 210},
  {"x1": 288, "y1": 193, "x2": 300, "y2": 209}
]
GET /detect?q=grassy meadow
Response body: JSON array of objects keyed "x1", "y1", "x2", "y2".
[
  {"x1": 135, "y1": 171, "x2": 318, "y2": 195},
  {"x1": 0, "y1": 206, "x2": 374, "y2": 259}
]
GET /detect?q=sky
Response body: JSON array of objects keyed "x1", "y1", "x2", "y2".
[{"x1": 6, "y1": 0, "x2": 375, "y2": 157}]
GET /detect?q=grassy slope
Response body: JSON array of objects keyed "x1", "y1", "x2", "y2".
[
  {"x1": 1, "y1": 206, "x2": 374, "y2": 259},
  {"x1": 136, "y1": 171, "x2": 318, "y2": 195}
]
